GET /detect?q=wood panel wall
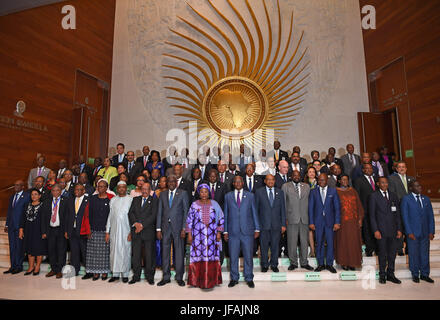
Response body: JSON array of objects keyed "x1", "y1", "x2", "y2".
[
  {"x1": 0, "y1": 0, "x2": 116, "y2": 216},
  {"x1": 360, "y1": 0, "x2": 440, "y2": 198}
]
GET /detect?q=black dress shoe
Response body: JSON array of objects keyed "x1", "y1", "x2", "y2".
[
  {"x1": 314, "y1": 265, "x2": 325, "y2": 272},
  {"x1": 11, "y1": 269, "x2": 22, "y2": 274},
  {"x1": 420, "y1": 276, "x2": 434, "y2": 283},
  {"x1": 271, "y1": 266, "x2": 279, "y2": 273},
  {"x1": 397, "y1": 250, "x2": 404, "y2": 256},
  {"x1": 342, "y1": 266, "x2": 349, "y2": 271},
  {"x1": 157, "y1": 279, "x2": 171, "y2": 286},
  {"x1": 122, "y1": 277, "x2": 129, "y2": 283},
  {"x1": 412, "y1": 276, "x2": 420, "y2": 283},
  {"x1": 108, "y1": 277, "x2": 119, "y2": 283},
  {"x1": 301, "y1": 264, "x2": 314, "y2": 271},
  {"x1": 326, "y1": 265, "x2": 337, "y2": 273},
  {"x1": 147, "y1": 279, "x2": 155, "y2": 285},
  {"x1": 246, "y1": 281, "x2": 255, "y2": 288},
  {"x1": 349, "y1": 267, "x2": 356, "y2": 271},
  {"x1": 128, "y1": 278, "x2": 139, "y2": 285},
  {"x1": 24, "y1": 269, "x2": 34, "y2": 276},
  {"x1": 379, "y1": 277, "x2": 386, "y2": 284},
  {"x1": 228, "y1": 280, "x2": 238, "y2": 288},
  {"x1": 176, "y1": 280, "x2": 185, "y2": 286},
  {"x1": 288, "y1": 264, "x2": 298, "y2": 271},
  {"x1": 386, "y1": 274, "x2": 401, "y2": 284},
  {"x1": 3, "y1": 268, "x2": 13, "y2": 274},
  {"x1": 261, "y1": 266, "x2": 268, "y2": 272},
  {"x1": 33, "y1": 270, "x2": 40, "y2": 276},
  {"x1": 82, "y1": 273, "x2": 93, "y2": 280}
]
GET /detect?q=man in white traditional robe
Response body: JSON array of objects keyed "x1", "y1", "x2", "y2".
[{"x1": 106, "y1": 181, "x2": 133, "y2": 283}]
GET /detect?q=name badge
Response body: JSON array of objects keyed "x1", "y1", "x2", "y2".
[{"x1": 391, "y1": 206, "x2": 397, "y2": 212}]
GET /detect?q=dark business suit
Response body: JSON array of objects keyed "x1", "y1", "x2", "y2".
[
  {"x1": 136, "y1": 155, "x2": 151, "y2": 171},
  {"x1": 255, "y1": 187, "x2": 286, "y2": 268},
  {"x1": 288, "y1": 162, "x2": 307, "y2": 180},
  {"x1": 224, "y1": 190, "x2": 260, "y2": 282},
  {"x1": 176, "y1": 177, "x2": 192, "y2": 199},
  {"x1": 112, "y1": 154, "x2": 127, "y2": 168},
  {"x1": 270, "y1": 149, "x2": 289, "y2": 163},
  {"x1": 126, "y1": 161, "x2": 142, "y2": 184},
  {"x1": 275, "y1": 173, "x2": 291, "y2": 189},
  {"x1": 369, "y1": 190, "x2": 401, "y2": 277},
  {"x1": 128, "y1": 195, "x2": 158, "y2": 282},
  {"x1": 5, "y1": 191, "x2": 30, "y2": 271},
  {"x1": 41, "y1": 196, "x2": 68, "y2": 273},
  {"x1": 218, "y1": 171, "x2": 235, "y2": 192},
  {"x1": 238, "y1": 155, "x2": 255, "y2": 172},
  {"x1": 194, "y1": 164, "x2": 213, "y2": 182},
  {"x1": 65, "y1": 195, "x2": 90, "y2": 275},
  {"x1": 243, "y1": 175, "x2": 264, "y2": 193},
  {"x1": 351, "y1": 164, "x2": 379, "y2": 183},
  {"x1": 157, "y1": 189, "x2": 189, "y2": 281},
  {"x1": 341, "y1": 153, "x2": 361, "y2": 177},
  {"x1": 401, "y1": 194, "x2": 435, "y2": 278},
  {"x1": 354, "y1": 175, "x2": 378, "y2": 255},
  {"x1": 308, "y1": 186, "x2": 341, "y2": 267},
  {"x1": 79, "y1": 163, "x2": 94, "y2": 184}
]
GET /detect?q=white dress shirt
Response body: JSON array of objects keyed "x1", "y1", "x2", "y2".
[
  {"x1": 291, "y1": 163, "x2": 301, "y2": 172},
  {"x1": 412, "y1": 192, "x2": 423, "y2": 208},
  {"x1": 73, "y1": 195, "x2": 85, "y2": 228},
  {"x1": 50, "y1": 196, "x2": 61, "y2": 227},
  {"x1": 246, "y1": 175, "x2": 255, "y2": 191},
  {"x1": 292, "y1": 181, "x2": 301, "y2": 198}
]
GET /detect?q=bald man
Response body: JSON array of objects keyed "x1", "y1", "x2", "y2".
[{"x1": 4, "y1": 180, "x2": 30, "y2": 274}]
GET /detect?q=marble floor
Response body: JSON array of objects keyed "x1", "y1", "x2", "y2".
[{"x1": 0, "y1": 268, "x2": 438, "y2": 300}]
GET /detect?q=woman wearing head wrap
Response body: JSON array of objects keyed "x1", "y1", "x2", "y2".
[
  {"x1": 85, "y1": 179, "x2": 114, "y2": 281},
  {"x1": 186, "y1": 183, "x2": 224, "y2": 289}
]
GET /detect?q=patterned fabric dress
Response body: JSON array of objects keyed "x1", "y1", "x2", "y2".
[{"x1": 186, "y1": 200, "x2": 224, "y2": 289}]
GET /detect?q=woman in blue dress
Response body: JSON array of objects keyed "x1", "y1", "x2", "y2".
[{"x1": 146, "y1": 150, "x2": 164, "y2": 176}]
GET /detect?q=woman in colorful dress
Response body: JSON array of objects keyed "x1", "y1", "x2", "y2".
[
  {"x1": 304, "y1": 166, "x2": 318, "y2": 257},
  {"x1": 335, "y1": 174, "x2": 364, "y2": 270},
  {"x1": 86, "y1": 179, "x2": 114, "y2": 281},
  {"x1": 130, "y1": 174, "x2": 146, "y2": 198},
  {"x1": 44, "y1": 170, "x2": 57, "y2": 190},
  {"x1": 112, "y1": 172, "x2": 135, "y2": 194},
  {"x1": 19, "y1": 188, "x2": 47, "y2": 275},
  {"x1": 146, "y1": 150, "x2": 164, "y2": 176},
  {"x1": 98, "y1": 157, "x2": 118, "y2": 183},
  {"x1": 186, "y1": 184, "x2": 224, "y2": 289}
]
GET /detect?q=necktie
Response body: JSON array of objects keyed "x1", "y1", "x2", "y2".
[
  {"x1": 211, "y1": 185, "x2": 215, "y2": 199},
  {"x1": 94, "y1": 167, "x2": 98, "y2": 176},
  {"x1": 248, "y1": 177, "x2": 252, "y2": 192},
  {"x1": 416, "y1": 195, "x2": 422, "y2": 208},
  {"x1": 401, "y1": 175, "x2": 408, "y2": 193},
  {"x1": 283, "y1": 175, "x2": 287, "y2": 182},
  {"x1": 220, "y1": 173, "x2": 224, "y2": 183},
  {"x1": 12, "y1": 193, "x2": 19, "y2": 208},
  {"x1": 384, "y1": 191, "x2": 389, "y2": 202},
  {"x1": 38, "y1": 167, "x2": 42, "y2": 176},
  {"x1": 144, "y1": 156, "x2": 147, "y2": 168},
  {"x1": 51, "y1": 198, "x2": 59, "y2": 223},
  {"x1": 75, "y1": 197, "x2": 80, "y2": 214},
  {"x1": 194, "y1": 180, "x2": 198, "y2": 192},
  {"x1": 236, "y1": 190, "x2": 241, "y2": 209},
  {"x1": 321, "y1": 187, "x2": 326, "y2": 204},
  {"x1": 129, "y1": 162, "x2": 132, "y2": 172},
  {"x1": 169, "y1": 191, "x2": 174, "y2": 208},
  {"x1": 368, "y1": 176, "x2": 375, "y2": 191},
  {"x1": 142, "y1": 197, "x2": 147, "y2": 208},
  {"x1": 153, "y1": 181, "x2": 157, "y2": 190},
  {"x1": 349, "y1": 154, "x2": 353, "y2": 165},
  {"x1": 275, "y1": 151, "x2": 279, "y2": 161},
  {"x1": 269, "y1": 188, "x2": 274, "y2": 207},
  {"x1": 295, "y1": 183, "x2": 299, "y2": 196},
  {"x1": 201, "y1": 167, "x2": 205, "y2": 179}
]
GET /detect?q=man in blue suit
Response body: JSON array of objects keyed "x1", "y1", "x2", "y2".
[
  {"x1": 255, "y1": 174, "x2": 286, "y2": 273},
  {"x1": 4, "y1": 180, "x2": 30, "y2": 274},
  {"x1": 308, "y1": 173, "x2": 341, "y2": 273},
  {"x1": 224, "y1": 176, "x2": 260, "y2": 288},
  {"x1": 401, "y1": 180, "x2": 435, "y2": 283}
]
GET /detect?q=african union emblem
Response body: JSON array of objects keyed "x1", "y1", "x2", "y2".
[{"x1": 163, "y1": 0, "x2": 309, "y2": 146}]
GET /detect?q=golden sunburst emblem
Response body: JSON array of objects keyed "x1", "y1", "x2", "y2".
[{"x1": 163, "y1": 0, "x2": 309, "y2": 146}]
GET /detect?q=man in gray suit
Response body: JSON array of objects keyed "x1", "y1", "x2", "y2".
[
  {"x1": 27, "y1": 155, "x2": 51, "y2": 188},
  {"x1": 388, "y1": 161, "x2": 415, "y2": 255},
  {"x1": 282, "y1": 170, "x2": 313, "y2": 271},
  {"x1": 341, "y1": 144, "x2": 361, "y2": 177},
  {"x1": 156, "y1": 175, "x2": 189, "y2": 287}
]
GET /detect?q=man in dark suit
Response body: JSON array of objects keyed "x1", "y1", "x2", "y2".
[
  {"x1": 173, "y1": 164, "x2": 192, "y2": 198},
  {"x1": 78, "y1": 172, "x2": 94, "y2": 196},
  {"x1": 351, "y1": 152, "x2": 379, "y2": 182},
  {"x1": 324, "y1": 147, "x2": 344, "y2": 172},
  {"x1": 126, "y1": 151, "x2": 142, "y2": 184},
  {"x1": 238, "y1": 144, "x2": 255, "y2": 173},
  {"x1": 217, "y1": 160, "x2": 235, "y2": 192},
  {"x1": 150, "y1": 168, "x2": 161, "y2": 191},
  {"x1": 41, "y1": 184, "x2": 68, "y2": 278},
  {"x1": 63, "y1": 169, "x2": 76, "y2": 197},
  {"x1": 288, "y1": 152, "x2": 307, "y2": 180},
  {"x1": 242, "y1": 164, "x2": 264, "y2": 193},
  {"x1": 341, "y1": 144, "x2": 361, "y2": 177},
  {"x1": 354, "y1": 163, "x2": 378, "y2": 256},
  {"x1": 91, "y1": 157, "x2": 103, "y2": 182},
  {"x1": 156, "y1": 175, "x2": 189, "y2": 287},
  {"x1": 388, "y1": 161, "x2": 414, "y2": 256},
  {"x1": 291, "y1": 146, "x2": 307, "y2": 168},
  {"x1": 128, "y1": 183, "x2": 158, "y2": 285},
  {"x1": 4, "y1": 180, "x2": 29, "y2": 274},
  {"x1": 136, "y1": 145, "x2": 151, "y2": 171},
  {"x1": 369, "y1": 176, "x2": 402, "y2": 284},
  {"x1": 77, "y1": 155, "x2": 93, "y2": 183},
  {"x1": 224, "y1": 176, "x2": 260, "y2": 288},
  {"x1": 34, "y1": 176, "x2": 50, "y2": 202},
  {"x1": 308, "y1": 173, "x2": 341, "y2": 273},
  {"x1": 195, "y1": 154, "x2": 213, "y2": 182},
  {"x1": 327, "y1": 164, "x2": 342, "y2": 189},
  {"x1": 112, "y1": 143, "x2": 127, "y2": 167},
  {"x1": 401, "y1": 181, "x2": 435, "y2": 283},
  {"x1": 271, "y1": 141, "x2": 289, "y2": 165},
  {"x1": 255, "y1": 174, "x2": 286, "y2": 273},
  {"x1": 190, "y1": 167, "x2": 205, "y2": 203},
  {"x1": 65, "y1": 184, "x2": 90, "y2": 277},
  {"x1": 275, "y1": 160, "x2": 291, "y2": 189}
]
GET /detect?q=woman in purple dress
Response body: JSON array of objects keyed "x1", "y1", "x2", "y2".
[{"x1": 186, "y1": 184, "x2": 224, "y2": 289}]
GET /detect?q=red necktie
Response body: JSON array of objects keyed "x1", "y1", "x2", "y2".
[
  {"x1": 144, "y1": 157, "x2": 147, "y2": 168},
  {"x1": 369, "y1": 176, "x2": 375, "y2": 191},
  {"x1": 51, "y1": 198, "x2": 59, "y2": 223},
  {"x1": 211, "y1": 185, "x2": 215, "y2": 199}
]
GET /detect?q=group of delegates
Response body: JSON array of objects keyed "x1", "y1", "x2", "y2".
[{"x1": 3, "y1": 142, "x2": 436, "y2": 290}]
